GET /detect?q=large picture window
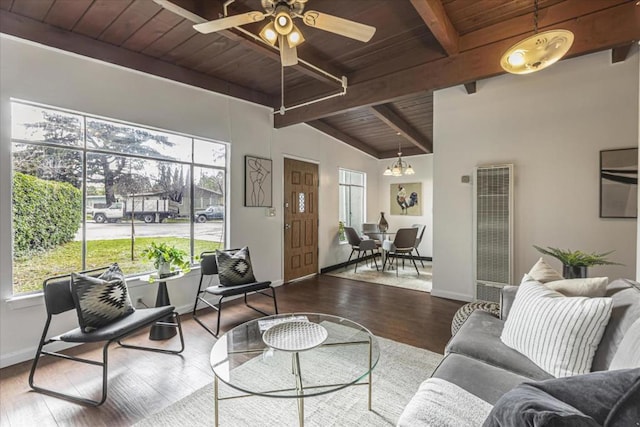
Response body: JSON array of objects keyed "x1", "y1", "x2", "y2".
[
  {"x1": 11, "y1": 100, "x2": 227, "y2": 296},
  {"x1": 339, "y1": 169, "x2": 365, "y2": 230}
]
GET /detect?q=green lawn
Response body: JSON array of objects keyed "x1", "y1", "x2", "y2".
[{"x1": 13, "y1": 237, "x2": 221, "y2": 294}]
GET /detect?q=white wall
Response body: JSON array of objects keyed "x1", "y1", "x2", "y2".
[
  {"x1": 0, "y1": 35, "x2": 380, "y2": 367},
  {"x1": 433, "y1": 47, "x2": 639, "y2": 302},
  {"x1": 376, "y1": 154, "x2": 433, "y2": 258}
]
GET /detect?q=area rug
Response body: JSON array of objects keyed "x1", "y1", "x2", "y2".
[
  {"x1": 325, "y1": 261, "x2": 432, "y2": 293},
  {"x1": 136, "y1": 336, "x2": 442, "y2": 427}
]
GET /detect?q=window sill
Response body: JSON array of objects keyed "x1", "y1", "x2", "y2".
[
  {"x1": 5, "y1": 292, "x2": 44, "y2": 310},
  {"x1": 5, "y1": 267, "x2": 200, "y2": 309}
]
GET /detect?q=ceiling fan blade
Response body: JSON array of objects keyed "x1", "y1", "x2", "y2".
[
  {"x1": 152, "y1": 0, "x2": 207, "y2": 24},
  {"x1": 193, "y1": 11, "x2": 266, "y2": 34},
  {"x1": 302, "y1": 10, "x2": 376, "y2": 42},
  {"x1": 279, "y1": 35, "x2": 298, "y2": 66}
]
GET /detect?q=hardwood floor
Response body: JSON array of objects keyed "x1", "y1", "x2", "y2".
[{"x1": 0, "y1": 274, "x2": 464, "y2": 427}]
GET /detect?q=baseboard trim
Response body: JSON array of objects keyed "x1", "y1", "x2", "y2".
[
  {"x1": 430, "y1": 289, "x2": 472, "y2": 303},
  {"x1": 321, "y1": 255, "x2": 432, "y2": 274}
]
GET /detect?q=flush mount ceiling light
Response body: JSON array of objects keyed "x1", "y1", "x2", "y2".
[
  {"x1": 500, "y1": 0, "x2": 574, "y2": 75},
  {"x1": 383, "y1": 141, "x2": 415, "y2": 177}
]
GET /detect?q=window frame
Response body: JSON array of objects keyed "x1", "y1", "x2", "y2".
[
  {"x1": 339, "y1": 168, "x2": 366, "y2": 231},
  {"x1": 9, "y1": 99, "x2": 228, "y2": 296}
]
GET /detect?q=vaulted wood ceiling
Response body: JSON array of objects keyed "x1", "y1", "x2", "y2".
[{"x1": 1, "y1": 0, "x2": 638, "y2": 158}]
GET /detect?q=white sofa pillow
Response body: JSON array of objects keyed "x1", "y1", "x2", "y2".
[
  {"x1": 526, "y1": 257, "x2": 564, "y2": 283},
  {"x1": 546, "y1": 277, "x2": 609, "y2": 297},
  {"x1": 501, "y1": 280, "x2": 612, "y2": 378}
]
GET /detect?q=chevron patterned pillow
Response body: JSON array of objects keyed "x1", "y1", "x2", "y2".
[
  {"x1": 215, "y1": 247, "x2": 257, "y2": 286},
  {"x1": 71, "y1": 263, "x2": 135, "y2": 333}
]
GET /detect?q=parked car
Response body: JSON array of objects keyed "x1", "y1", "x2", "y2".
[{"x1": 195, "y1": 206, "x2": 224, "y2": 223}]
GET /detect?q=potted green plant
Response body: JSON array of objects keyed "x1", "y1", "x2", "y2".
[
  {"x1": 142, "y1": 242, "x2": 191, "y2": 278},
  {"x1": 533, "y1": 245, "x2": 622, "y2": 279},
  {"x1": 338, "y1": 221, "x2": 346, "y2": 242}
]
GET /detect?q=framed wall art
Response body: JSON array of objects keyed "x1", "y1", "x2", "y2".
[
  {"x1": 390, "y1": 182, "x2": 422, "y2": 216},
  {"x1": 600, "y1": 148, "x2": 637, "y2": 218},
  {"x1": 244, "y1": 155, "x2": 272, "y2": 207}
]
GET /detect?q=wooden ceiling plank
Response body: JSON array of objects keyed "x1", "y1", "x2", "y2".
[
  {"x1": 459, "y1": 0, "x2": 628, "y2": 52},
  {"x1": 612, "y1": 43, "x2": 633, "y2": 64},
  {"x1": 0, "y1": 0, "x2": 14, "y2": 12},
  {"x1": 73, "y1": 0, "x2": 133, "y2": 39},
  {"x1": 0, "y1": 9, "x2": 272, "y2": 107},
  {"x1": 307, "y1": 120, "x2": 381, "y2": 158},
  {"x1": 121, "y1": 9, "x2": 184, "y2": 52},
  {"x1": 370, "y1": 105, "x2": 432, "y2": 153},
  {"x1": 44, "y1": 0, "x2": 93, "y2": 31},
  {"x1": 409, "y1": 0, "x2": 459, "y2": 55},
  {"x1": 9, "y1": 0, "x2": 54, "y2": 21},
  {"x1": 274, "y1": 2, "x2": 639, "y2": 128},
  {"x1": 98, "y1": 1, "x2": 160, "y2": 46}
]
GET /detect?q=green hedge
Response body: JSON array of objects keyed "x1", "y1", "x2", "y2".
[{"x1": 13, "y1": 172, "x2": 82, "y2": 257}]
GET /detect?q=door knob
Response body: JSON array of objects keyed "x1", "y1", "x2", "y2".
[{"x1": 285, "y1": 223, "x2": 291, "y2": 230}]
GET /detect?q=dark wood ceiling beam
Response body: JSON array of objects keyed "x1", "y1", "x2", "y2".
[
  {"x1": 612, "y1": 43, "x2": 633, "y2": 64},
  {"x1": 459, "y1": 0, "x2": 629, "y2": 52},
  {"x1": 369, "y1": 105, "x2": 432, "y2": 153},
  {"x1": 274, "y1": 2, "x2": 639, "y2": 128},
  {"x1": 307, "y1": 120, "x2": 381, "y2": 158},
  {"x1": 464, "y1": 82, "x2": 477, "y2": 95},
  {"x1": 409, "y1": 0, "x2": 459, "y2": 55},
  {"x1": 197, "y1": 0, "x2": 344, "y2": 86},
  {"x1": 0, "y1": 9, "x2": 272, "y2": 106}
]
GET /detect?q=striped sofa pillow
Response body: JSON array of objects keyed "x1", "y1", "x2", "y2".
[{"x1": 501, "y1": 280, "x2": 612, "y2": 378}]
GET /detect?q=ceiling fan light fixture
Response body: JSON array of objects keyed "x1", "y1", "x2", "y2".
[
  {"x1": 287, "y1": 25, "x2": 305, "y2": 48},
  {"x1": 274, "y1": 6, "x2": 294, "y2": 35},
  {"x1": 259, "y1": 22, "x2": 278, "y2": 46}
]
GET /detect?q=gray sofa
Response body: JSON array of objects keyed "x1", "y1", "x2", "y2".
[{"x1": 398, "y1": 278, "x2": 640, "y2": 425}]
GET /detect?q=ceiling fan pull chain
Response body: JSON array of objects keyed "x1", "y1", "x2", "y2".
[
  {"x1": 280, "y1": 63, "x2": 286, "y2": 115},
  {"x1": 533, "y1": 0, "x2": 538, "y2": 33}
]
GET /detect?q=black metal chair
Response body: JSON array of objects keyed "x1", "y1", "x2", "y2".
[
  {"x1": 192, "y1": 250, "x2": 278, "y2": 337},
  {"x1": 382, "y1": 227, "x2": 420, "y2": 276},
  {"x1": 345, "y1": 227, "x2": 379, "y2": 272},
  {"x1": 411, "y1": 223, "x2": 427, "y2": 267},
  {"x1": 29, "y1": 266, "x2": 185, "y2": 407}
]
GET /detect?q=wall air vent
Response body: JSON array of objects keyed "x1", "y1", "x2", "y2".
[{"x1": 473, "y1": 164, "x2": 514, "y2": 303}]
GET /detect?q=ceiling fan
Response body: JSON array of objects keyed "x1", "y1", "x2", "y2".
[{"x1": 154, "y1": 0, "x2": 376, "y2": 67}]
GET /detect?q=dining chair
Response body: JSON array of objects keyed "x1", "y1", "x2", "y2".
[
  {"x1": 411, "y1": 224, "x2": 427, "y2": 267},
  {"x1": 382, "y1": 227, "x2": 420, "y2": 276},
  {"x1": 345, "y1": 227, "x2": 379, "y2": 272},
  {"x1": 362, "y1": 223, "x2": 383, "y2": 247}
]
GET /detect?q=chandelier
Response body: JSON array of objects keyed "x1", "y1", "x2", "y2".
[
  {"x1": 383, "y1": 143, "x2": 415, "y2": 176},
  {"x1": 499, "y1": 0, "x2": 574, "y2": 75}
]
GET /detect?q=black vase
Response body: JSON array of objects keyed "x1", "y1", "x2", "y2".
[
  {"x1": 563, "y1": 265, "x2": 588, "y2": 279},
  {"x1": 378, "y1": 212, "x2": 389, "y2": 232}
]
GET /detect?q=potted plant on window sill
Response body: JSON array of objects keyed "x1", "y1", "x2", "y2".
[
  {"x1": 142, "y1": 242, "x2": 191, "y2": 280},
  {"x1": 533, "y1": 245, "x2": 622, "y2": 279}
]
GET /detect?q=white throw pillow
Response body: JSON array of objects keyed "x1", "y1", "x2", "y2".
[
  {"x1": 545, "y1": 277, "x2": 608, "y2": 297},
  {"x1": 526, "y1": 258, "x2": 564, "y2": 283},
  {"x1": 501, "y1": 280, "x2": 612, "y2": 378}
]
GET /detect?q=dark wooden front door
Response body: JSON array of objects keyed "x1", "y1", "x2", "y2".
[{"x1": 284, "y1": 158, "x2": 319, "y2": 282}]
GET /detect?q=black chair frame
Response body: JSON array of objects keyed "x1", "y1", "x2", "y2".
[
  {"x1": 29, "y1": 266, "x2": 185, "y2": 407},
  {"x1": 192, "y1": 250, "x2": 278, "y2": 337}
]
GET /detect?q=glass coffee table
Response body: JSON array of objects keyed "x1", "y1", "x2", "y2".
[{"x1": 209, "y1": 313, "x2": 380, "y2": 426}]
